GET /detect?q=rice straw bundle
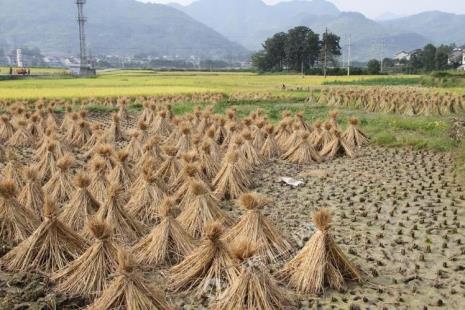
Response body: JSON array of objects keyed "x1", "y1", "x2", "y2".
[
  {"x1": 214, "y1": 117, "x2": 227, "y2": 145},
  {"x1": 2, "y1": 149, "x2": 25, "y2": 189},
  {"x1": 27, "y1": 113, "x2": 44, "y2": 138},
  {"x1": 281, "y1": 132, "x2": 321, "y2": 164},
  {"x1": 95, "y1": 183, "x2": 146, "y2": 245},
  {"x1": 104, "y1": 113, "x2": 125, "y2": 143},
  {"x1": 176, "y1": 126, "x2": 194, "y2": 156},
  {"x1": 213, "y1": 240, "x2": 294, "y2": 310},
  {"x1": 70, "y1": 120, "x2": 92, "y2": 147},
  {"x1": 6, "y1": 119, "x2": 34, "y2": 147},
  {"x1": 0, "y1": 115, "x2": 15, "y2": 142},
  {"x1": 125, "y1": 130, "x2": 143, "y2": 162},
  {"x1": 314, "y1": 122, "x2": 334, "y2": 150},
  {"x1": 126, "y1": 167, "x2": 165, "y2": 225},
  {"x1": 132, "y1": 197, "x2": 196, "y2": 267},
  {"x1": 172, "y1": 163, "x2": 210, "y2": 205},
  {"x1": 59, "y1": 173, "x2": 100, "y2": 233},
  {"x1": 329, "y1": 111, "x2": 340, "y2": 130},
  {"x1": 89, "y1": 159, "x2": 110, "y2": 205},
  {"x1": 87, "y1": 249, "x2": 173, "y2": 310},
  {"x1": 108, "y1": 150, "x2": 135, "y2": 191},
  {"x1": 213, "y1": 151, "x2": 251, "y2": 200},
  {"x1": 295, "y1": 111, "x2": 311, "y2": 131},
  {"x1": 0, "y1": 179, "x2": 40, "y2": 245},
  {"x1": 260, "y1": 124, "x2": 281, "y2": 159},
  {"x1": 274, "y1": 120, "x2": 292, "y2": 149},
  {"x1": 152, "y1": 110, "x2": 172, "y2": 137},
  {"x1": 343, "y1": 117, "x2": 369, "y2": 148},
  {"x1": 34, "y1": 140, "x2": 59, "y2": 182},
  {"x1": 1, "y1": 198, "x2": 87, "y2": 273},
  {"x1": 279, "y1": 209, "x2": 364, "y2": 295},
  {"x1": 198, "y1": 141, "x2": 221, "y2": 180},
  {"x1": 46, "y1": 108, "x2": 59, "y2": 130},
  {"x1": 156, "y1": 145, "x2": 181, "y2": 185},
  {"x1": 177, "y1": 180, "x2": 231, "y2": 238},
  {"x1": 92, "y1": 144, "x2": 116, "y2": 172},
  {"x1": 309, "y1": 121, "x2": 322, "y2": 146},
  {"x1": 320, "y1": 129, "x2": 355, "y2": 160},
  {"x1": 240, "y1": 129, "x2": 263, "y2": 167},
  {"x1": 52, "y1": 218, "x2": 119, "y2": 297},
  {"x1": 224, "y1": 193, "x2": 291, "y2": 263},
  {"x1": 43, "y1": 154, "x2": 75, "y2": 205},
  {"x1": 252, "y1": 120, "x2": 265, "y2": 150},
  {"x1": 281, "y1": 123, "x2": 302, "y2": 151},
  {"x1": 84, "y1": 123, "x2": 104, "y2": 150},
  {"x1": 18, "y1": 167, "x2": 44, "y2": 218},
  {"x1": 168, "y1": 221, "x2": 239, "y2": 296}
]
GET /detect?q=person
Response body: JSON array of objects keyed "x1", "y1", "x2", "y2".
[
  {"x1": 27, "y1": 68, "x2": 30, "y2": 75},
  {"x1": 9, "y1": 67, "x2": 13, "y2": 75},
  {"x1": 282, "y1": 83, "x2": 286, "y2": 90}
]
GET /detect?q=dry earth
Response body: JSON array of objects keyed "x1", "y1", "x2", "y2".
[{"x1": 0, "y1": 113, "x2": 464, "y2": 309}]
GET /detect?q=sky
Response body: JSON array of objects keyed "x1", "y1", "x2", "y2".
[{"x1": 143, "y1": 0, "x2": 465, "y2": 19}]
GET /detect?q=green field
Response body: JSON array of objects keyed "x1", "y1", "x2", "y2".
[{"x1": 0, "y1": 69, "x2": 416, "y2": 99}]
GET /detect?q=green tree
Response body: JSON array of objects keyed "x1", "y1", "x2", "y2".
[
  {"x1": 382, "y1": 58, "x2": 395, "y2": 68},
  {"x1": 285, "y1": 26, "x2": 320, "y2": 72},
  {"x1": 262, "y1": 32, "x2": 287, "y2": 71},
  {"x1": 367, "y1": 59, "x2": 381, "y2": 74},
  {"x1": 319, "y1": 31, "x2": 342, "y2": 67},
  {"x1": 422, "y1": 44, "x2": 437, "y2": 72},
  {"x1": 435, "y1": 45, "x2": 453, "y2": 70},
  {"x1": 252, "y1": 50, "x2": 272, "y2": 72}
]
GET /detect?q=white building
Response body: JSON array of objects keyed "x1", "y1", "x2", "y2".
[{"x1": 394, "y1": 51, "x2": 411, "y2": 61}]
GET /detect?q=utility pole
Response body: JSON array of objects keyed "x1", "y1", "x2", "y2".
[
  {"x1": 380, "y1": 38, "x2": 385, "y2": 73},
  {"x1": 76, "y1": 0, "x2": 95, "y2": 76},
  {"x1": 323, "y1": 28, "x2": 328, "y2": 78},
  {"x1": 347, "y1": 34, "x2": 351, "y2": 76}
]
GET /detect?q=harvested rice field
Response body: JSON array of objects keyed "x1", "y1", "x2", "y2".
[{"x1": 0, "y1": 95, "x2": 464, "y2": 310}]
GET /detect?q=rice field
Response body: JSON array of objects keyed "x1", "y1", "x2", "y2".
[{"x1": 0, "y1": 71, "x2": 465, "y2": 309}]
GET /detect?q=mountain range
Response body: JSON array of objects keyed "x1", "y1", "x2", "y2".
[
  {"x1": 0, "y1": 0, "x2": 248, "y2": 59},
  {"x1": 172, "y1": 0, "x2": 465, "y2": 60},
  {"x1": 0, "y1": 0, "x2": 464, "y2": 61}
]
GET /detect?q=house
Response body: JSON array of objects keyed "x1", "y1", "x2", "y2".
[
  {"x1": 449, "y1": 46, "x2": 465, "y2": 70},
  {"x1": 394, "y1": 51, "x2": 411, "y2": 61}
]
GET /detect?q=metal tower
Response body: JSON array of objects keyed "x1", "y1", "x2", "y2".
[{"x1": 76, "y1": 0, "x2": 94, "y2": 75}]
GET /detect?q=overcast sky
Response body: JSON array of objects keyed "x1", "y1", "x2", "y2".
[{"x1": 142, "y1": 0, "x2": 465, "y2": 19}]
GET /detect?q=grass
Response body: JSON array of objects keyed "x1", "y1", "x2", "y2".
[{"x1": 322, "y1": 76, "x2": 422, "y2": 86}]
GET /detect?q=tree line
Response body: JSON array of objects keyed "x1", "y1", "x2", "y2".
[{"x1": 252, "y1": 26, "x2": 342, "y2": 73}]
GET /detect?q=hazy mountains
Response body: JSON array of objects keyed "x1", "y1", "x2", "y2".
[
  {"x1": 173, "y1": 0, "x2": 465, "y2": 60},
  {"x1": 0, "y1": 0, "x2": 248, "y2": 59}
]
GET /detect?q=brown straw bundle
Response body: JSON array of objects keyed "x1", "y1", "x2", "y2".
[
  {"x1": 156, "y1": 145, "x2": 181, "y2": 185},
  {"x1": 89, "y1": 159, "x2": 110, "y2": 205},
  {"x1": 132, "y1": 197, "x2": 196, "y2": 267},
  {"x1": 223, "y1": 193, "x2": 291, "y2": 263},
  {"x1": 6, "y1": 119, "x2": 34, "y2": 147},
  {"x1": 87, "y1": 249, "x2": 173, "y2": 310},
  {"x1": 18, "y1": 167, "x2": 44, "y2": 218},
  {"x1": 43, "y1": 154, "x2": 75, "y2": 205},
  {"x1": 34, "y1": 140, "x2": 59, "y2": 182},
  {"x1": 320, "y1": 129, "x2": 355, "y2": 160},
  {"x1": 108, "y1": 149, "x2": 135, "y2": 191},
  {"x1": 52, "y1": 218, "x2": 119, "y2": 297},
  {"x1": 177, "y1": 180, "x2": 232, "y2": 239},
  {"x1": 343, "y1": 117, "x2": 369, "y2": 148},
  {"x1": 281, "y1": 131, "x2": 322, "y2": 164},
  {"x1": 125, "y1": 130, "x2": 144, "y2": 162},
  {"x1": 260, "y1": 124, "x2": 281, "y2": 159},
  {"x1": 0, "y1": 179, "x2": 40, "y2": 245},
  {"x1": 2, "y1": 149, "x2": 25, "y2": 189},
  {"x1": 59, "y1": 173, "x2": 100, "y2": 233},
  {"x1": 104, "y1": 113, "x2": 125, "y2": 143},
  {"x1": 94, "y1": 183, "x2": 146, "y2": 245},
  {"x1": 240, "y1": 129, "x2": 263, "y2": 167},
  {"x1": 213, "y1": 151, "x2": 251, "y2": 200},
  {"x1": 168, "y1": 221, "x2": 239, "y2": 297},
  {"x1": 126, "y1": 167, "x2": 165, "y2": 225},
  {"x1": 1, "y1": 197, "x2": 87, "y2": 273},
  {"x1": 213, "y1": 240, "x2": 294, "y2": 310},
  {"x1": 0, "y1": 115, "x2": 15, "y2": 142},
  {"x1": 279, "y1": 209, "x2": 364, "y2": 295}
]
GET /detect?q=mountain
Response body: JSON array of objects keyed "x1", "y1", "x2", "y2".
[
  {"x1": 173, "y1": 0, "x2": 465, "y2": 61},
  {"x1": 0, "y1": 0, "x2": 249, "y2": 59},
  {"x1": 172, "y1": 0, "x2": 340, "y2": 50},
  {"x1": 382, "y1": 11, "x2": 465, "y2": 45},
  {"x1": 375, "y1": 12, "x2": 406, "y2": 21}
]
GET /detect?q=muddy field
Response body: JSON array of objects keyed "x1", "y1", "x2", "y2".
[{"x1": 1, "y1": 130, "x2": 464, "y2": 310}]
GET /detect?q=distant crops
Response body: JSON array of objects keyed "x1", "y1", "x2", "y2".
[{"x1": 0, "y1": 70, "x2": 400, "y2": 100}]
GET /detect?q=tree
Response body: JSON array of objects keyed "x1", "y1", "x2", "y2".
[
  {"x1": 367, "y1": 59, "x2": 381, "y2": 74},
  {"x1": 435, "y1": 45, "x2": 453, "y2": 70},
  {"x1": 285, "y1": 26, "x2": 320, "y2": 72},
  {"x1": 382, "y1": 58, "x2": 395, "y2": 68},
  {"x1": 262, "y1": 32, "x2": 287, "y2": 71},
  {"x1": 252, "y1": 50, "x2": 272, "y2": 72},
  {"x1": 422, "y1": 44, "x2": 437, "y2": 72},
  {"x1": 319, "y1": 31, "x2": 342, "y2": 68}
]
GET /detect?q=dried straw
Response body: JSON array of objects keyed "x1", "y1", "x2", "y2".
[
  {"x1": 343, "y1": 117, "x2": 369, "y2": 148},
  {"x1": 168, "y1": 221, "x2": 239, "y2": 297},
  {"x1": 213, "y1": 151, "x2": 251, "y2": 200},
  {"x1": 18, "y1": 167, "x2": 44, "y2": 218},
  {"x1": 279, "y1": 209, "x2": 364, "y2": 295},
  {"x1": 132, "y1": 197, "x2": 196, "y2": 267},
  {"x1": 43, "y1": 154, "x2": 75, "y2": 205},
  {"x1": 1, "y1": 197, "x2": 87, "y2": 273}
]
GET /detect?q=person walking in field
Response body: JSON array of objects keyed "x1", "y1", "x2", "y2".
[{"x1": 9, "y1": 67, "x2": 13, "y2": 75}]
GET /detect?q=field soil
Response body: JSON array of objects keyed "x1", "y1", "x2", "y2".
[{"x1": 1, "y1": 113, "x2": 464, "y2": 309}]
